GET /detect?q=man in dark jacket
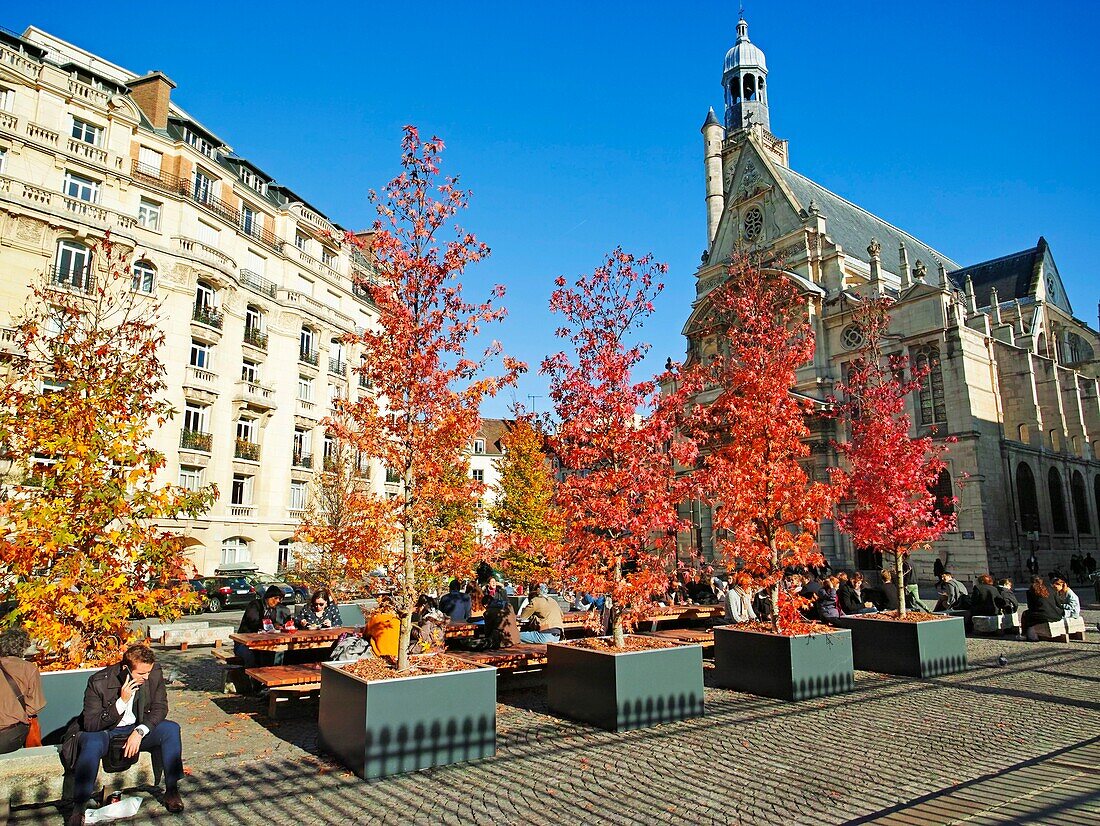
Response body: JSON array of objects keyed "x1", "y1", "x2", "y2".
[
  {"x1": 67, "y1": 644, "x2": 184, "y2": 824},
  {"x1": 234, "y1": 586, "x2": 292, "y2": 667},
  {"x1": 438, "y1": 579, "x2": 472, "y2": 623}
]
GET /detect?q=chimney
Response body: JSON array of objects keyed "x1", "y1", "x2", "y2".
[{"x1": 127, "y1": 71, "x2": 176, "y2": 130}]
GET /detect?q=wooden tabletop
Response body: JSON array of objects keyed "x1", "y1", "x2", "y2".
[
  {"x1": 230, "y1": 626, "x2": 356, "y2": 650},
  {"x1": 561, "y1": 604, "x2": 724, "y2": 627},
  {"x1": 245, "y1": 663, "x2": 322, "y2": 687},
  {"x1": 444, "y1": 623, "x2": 480, "y2": 639}
]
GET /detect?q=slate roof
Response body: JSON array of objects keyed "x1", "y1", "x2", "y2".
[
  {"x1": 477, "y1": 418, "x2": 515, "y2": 456},
  {"x1": 774, "y1": 166, "x2": 961, "y2": 273},
  {"x1": 947, "y1": 238, "x2": 1045, "y2": 309}
]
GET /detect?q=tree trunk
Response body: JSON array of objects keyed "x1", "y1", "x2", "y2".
[
  {"x1": 895, "y1": 549, "x2": 907, "y2": 619},
  {"x1": 611, "y1": 558, "x2": 625, "y2": 648},
  {"x1": 397, "y1": 476, "x2": 414, "y2": 672},
  {"x1": 770, "y1": 539, "x2": 780, "y2": 634}
]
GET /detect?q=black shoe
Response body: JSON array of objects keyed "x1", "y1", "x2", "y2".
[
  {"x1": 65, "y1": 806, "x2": 86, "y2": 826},
  {"x1": 163, "y1": 789, "x2": 185, "y2": 814}
]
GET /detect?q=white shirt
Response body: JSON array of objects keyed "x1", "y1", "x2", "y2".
[{"x1": 115, "y1": 691, "x2": 149, "y2": 736}]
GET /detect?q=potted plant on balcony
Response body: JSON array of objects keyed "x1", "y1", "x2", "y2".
[
  {"x1": 317, "y1": 127, "x2": 522, "y2": 778},
  {"x1": 830, "y1": 295, "x2": 964, "y2": 677},
  {"x1": 540, "y1": 249, "x2": 705, "y2": 732},
  {"x1": 687, "y1": 254, "x2": 851, "y2": 701}
]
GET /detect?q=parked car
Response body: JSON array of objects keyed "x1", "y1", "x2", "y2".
[
  {"x1": 285, "y1": 580, "x2": 311, "y2": 605},
  {"x1": 182, "y1": 578, "x2": 208, "y2": 614},
  {"x1": 201, "y1": 576, "x2": 257, "y2": 612},
  {"x1": 240, "y1": 574, "x2": 295, "y2": 605}
]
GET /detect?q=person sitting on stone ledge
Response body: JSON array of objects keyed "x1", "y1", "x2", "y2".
[
  {"x1": 877, "y1": 569, "x2": 900, "y2": 611},
  {"x1": 483, "y1": 586, "x2": 521, "y2": 649},
  {"x1": 723, "y1": 572, "x2": 757, "y2": 624},
  {"x1": 816, "y1": 576, "x2": 843, "y2": 621},
  {"x1": 997, "y1": 579, "x2": 1020, "y2": 614},
  {"x1": 1024, "y1": 576, "x2": 1064, "y2": 640},
  {"x1": 1050, "y1": 575, "x2": 1081, "y2": 620},
  {"x1": 839, "y1": 571, "x2": 877, "y2": 615},
  {"x1": 969, "y1": 574, "x2": 1005, "y2": 616},
  {"x1": 934, "y1": 571, "x2": 969, "y2": 612},
  {"x1": 0, "y1": 626, "x2": 44, "y2": 755},
  {"x1": 517, "y1": 583, "x2": 565, "y2": 644}
]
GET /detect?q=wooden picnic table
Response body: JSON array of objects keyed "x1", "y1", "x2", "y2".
[
  {"x1": 230, "y1": 626, "x2": 355, "y2": 652},
  {"x1": 561, "y1": 604, "x2": 724, "y2": 629},
  {"x1": 444, "y1": 622, "x2": 480, "y2": 639}
]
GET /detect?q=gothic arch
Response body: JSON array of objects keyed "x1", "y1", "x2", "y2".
[
  {"x1": 1072, "y1": 470, "x2": 1092, "y2": 535},
  {"x1": 1048, "y1": 467, "x2": 1068, "y2": 534},
  {"x1": 1015, "y1": 462, "x2": 1040, "y2": 533}
]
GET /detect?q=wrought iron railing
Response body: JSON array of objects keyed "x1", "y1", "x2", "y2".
[
  {"x1": 180, "y1": 430, "x2": 212, "y2": 451},
  {"x1": 192, "y1": 305, "x2": 223, "y2": 329}
]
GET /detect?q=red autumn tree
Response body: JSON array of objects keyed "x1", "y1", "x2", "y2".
[
  {"x1": 0, "y1": 234, "x2": 216, "y2": 668},
  {"x1": 689, "y1": 254, "x2": 835, "y2": 634},
  {"x1": 831, "y1": 296, "x2": 956, "y2": 616},
  {"x1": 543, "y1": 248, "x2": 699, "y2": 648},
  {"x1": 334, "y1": 126, "x2": 523, "y2": 670}
]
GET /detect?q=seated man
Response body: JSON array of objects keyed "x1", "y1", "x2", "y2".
[
  {"x1": 997, "y1": 579, "x2": 1020, "y2": 614},
  {"x1": 438, "y1": 579, "x2": 472, "y2": 623},
  {"x1": 67, "y1": 644, "x2": 184, "y2": 825},
  {"x1": 483, "y1": 587, "x2": 521, "y2": 649},
  {"x1": 234, "y1": 585, "x2": 294, "y2": 667},
  {"x1": 839, "y1": 572, "x2": 877, "y2": 615},
  {"x1": 517, "y1": 584, "x2": 565, "y2": 644},
  {"x1": 0, "y1": 626, "x2": 44, "y2": 755},
  {"x1": 934, "y1": 571, "x2": 969, "y2": 612}
]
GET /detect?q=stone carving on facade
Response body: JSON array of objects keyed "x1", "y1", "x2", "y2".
[
  {"x1": 913, "y1": 260, "x2": 927, "y2": 282},
  {"x1": 734, "y1": 159, "x2": 767, "y2": 202},
  {"x1": 273, "y1": 310, "x2": 300, "y2": 334},
  {"x1": 220, "y1": 289, "x2": 241, "y2": 315},
  {"x1": 16, "y1": 216, "x2": 45, "y2": 244},
  {"x1": 162, "y1": 263, "x2": 193, "y2": 288},
  {"x1": 867, "y1": 238, "x2": 881, "y2": 259}
]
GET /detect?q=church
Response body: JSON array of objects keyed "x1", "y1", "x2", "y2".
[{"x1": 679, "y1": 15, "x2": 1100, "y2": 582}]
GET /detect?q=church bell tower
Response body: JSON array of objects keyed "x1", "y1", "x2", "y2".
[{"x1": 723, "y1": 14, "x2": 769, "y2": 133}]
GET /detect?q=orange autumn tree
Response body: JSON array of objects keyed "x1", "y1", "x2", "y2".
[
  {"x1": 0, "y1": 234, "x2": 216, "y2": 668},
  {"x1": 335, "y1": 126, "x2": 523, "y2": 671},
  {"x1": 543, "y1": 249, "x2": 699, "y2": 648},
  {"x1": 488, "y1": 418, "x2": 561, "y2": 587},
  {"x1": 831, "y1": 296, "x2": 956, "y2": 616},
  {"x1": 689, "y1": 254, "x2": 835, "y2": 634}
]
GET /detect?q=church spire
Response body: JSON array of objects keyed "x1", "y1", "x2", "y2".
[{"x1": 723, "y1": 13, "x2": 770, "y2": 133}]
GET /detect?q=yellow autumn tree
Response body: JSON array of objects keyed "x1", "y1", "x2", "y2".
[
  {"x1": 487, "y1": 419, "x2": 561, "y2": 587},
  {"x1": 0, "y1": 234, "x2": 216, "y2": 669}
]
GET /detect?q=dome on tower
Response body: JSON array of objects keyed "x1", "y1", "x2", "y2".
[{"x1": 724, "y1": 17, "x2": 767, "y2": 72}]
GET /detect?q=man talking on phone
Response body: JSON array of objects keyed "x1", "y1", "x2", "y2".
[{"x1": 66, "y1": 644, "x2": 184, "y2": 825}]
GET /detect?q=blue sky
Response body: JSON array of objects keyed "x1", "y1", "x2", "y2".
[{"x1": 11, "y1": 1, "x2": 1100, "y2": 417}]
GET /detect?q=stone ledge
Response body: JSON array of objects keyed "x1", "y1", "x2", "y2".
[{"x1": 0, "y1": 746, "x2": 158, "y2": 807}]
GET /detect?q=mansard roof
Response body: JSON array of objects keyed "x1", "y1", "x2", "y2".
[
  {"x1": 773, "y1": 166, "x2": 961, "y2": 272},
  {"x1": 948, "y1": 238, "x2": 1045, "y2": 308}
]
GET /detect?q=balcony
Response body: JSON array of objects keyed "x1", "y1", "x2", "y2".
[
  {"x1": 186, "y1": 365, "x2": 216, "y2": 387},
  {"x1": 66, "y1": 137, "x2": 109, "y2": 166},
  {"x1": 299, "y1": 348, "x2": 319, "y2": 367},
  {"x1": 50, "y1": 264, "x2": 95, "y2": 295},
  {"x1": 239, "y1": 219, "x2": 284, "y2": 254},
  {"x1": 68, "y1": 78, "x2": 110, "y2": 109},
  {"x1": 175, "y1": 237, "x2": 236, "y2": 274},
  {"x1": 358, "y1": 374, "x2": 370, "y2": 390},
  {"x1": 192, "y1": 305, "x2": 223, "y2": 329},
  {"x1": 0, "y1": 111, "x2": 16, "y2": 132},
  {"x1": 234, "y1": 439, "x2": 260, "y2": 461},
  {"x1": 132, "y1": 160, "x2": 187, "y2": 197},
  {"x1": 292, "y1": 452, "x2": 313, "y2": 469},
  {"x1": 228, "y1": 504, "x2": 255, "y2": 518},
  {"x1": 25, "y1": 122, "x2": 58, "y2": 145},
  {"x1": 234, "y1": 379, "x2": 276, "y2": 411},
  {"x1": 239, "y1": 269, "x2": 277, "y2": 299},
  {"x1": 328, "y1": 358, "x2": 346, "y2": 377},
  {"x1": 180, "y1": 429, "x2": 212, "y2": 452},
  {"x1": 242, "y1": 327, "x2": 268, "y2": 350},
  {"x1": 0, "y1": 42, "x2": 41, "y2": 81}
]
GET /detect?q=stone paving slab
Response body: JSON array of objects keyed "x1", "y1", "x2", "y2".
[{"x1": 8, "y1": 635, "x2": 1099, "y2": 825}]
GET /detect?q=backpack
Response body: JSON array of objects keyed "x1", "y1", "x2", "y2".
[{"x1": 328, "y1": 634, "x2": 373, "y2": 662}]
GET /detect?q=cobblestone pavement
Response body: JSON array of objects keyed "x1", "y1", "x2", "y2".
[{"x1": 10, "y1": 629, "x2": 1099, "y2": 825}]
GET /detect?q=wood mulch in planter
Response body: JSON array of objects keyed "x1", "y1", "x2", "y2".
[
  {"x1": 855, "y1": 611, "x2": 951, "y2": 624},
  {"x1": 568, "y1": 635, "x2": 678, "y2": 652},
  {"x1": 341, "y1": 653, "x2": 479, "y2": 682},
  {"x1": 736, "y1": 620, "x2": 837, "y2": 636}
]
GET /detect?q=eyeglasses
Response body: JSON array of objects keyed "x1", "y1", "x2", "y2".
[{"x1": 313, "y1": 600, "x2": 327, "y2": 607}]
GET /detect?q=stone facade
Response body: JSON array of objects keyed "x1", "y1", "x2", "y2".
[
  {"x1": 0, "y1": 27, "x2": 389, "y2": 576},
  {"x1": 680, "y1": 17, "x2": 1100, "y2": 583}
]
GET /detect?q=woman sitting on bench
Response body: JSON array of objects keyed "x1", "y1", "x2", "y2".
[{"x1": 1023, "y1": 577, "x2": 1063, "y2": 641}]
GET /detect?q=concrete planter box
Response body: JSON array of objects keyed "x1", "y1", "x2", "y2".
[
  {"x1": 713, "y1": 626, "x2": 854, "y2": 701},
  {"x1": 833, "y1": 615, "x2": 967, "y2": 677},
  {"x1": 318, "y1": 660, "x2": 496, "y2": 779},
  {"x1": 546, "y1": 637, "x2": 704, "y2": 731}
]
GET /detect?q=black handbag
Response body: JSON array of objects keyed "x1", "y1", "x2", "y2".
[{"x1": 102, "y1": 732, "x2": 139, "y2": 773}]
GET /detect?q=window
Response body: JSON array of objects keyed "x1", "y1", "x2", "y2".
[
  {"x1": 179, "y1": 465, "x2": 203, "y2": 491},
  {"x1": 473, "y1": 439, "x2": 485, "y2": 454},
  {"x1": 54, "y1": 240, "x2": 92, "y2": 289},
  {"x1": 300, "y1": 326, "x2": 316, "y2": 361},
  {"x1": 221, "y1": 537, "x2": 250, "y2": 565},
  {"x1": 132, "y1": 260, "x2": 156, "y2": 293},
  {"x1": 183, "y1": 403, "x2": 207, "y2": 433},
  {"x1": 293, "y1": 428, "x2": 311, "y2": 460},
  {"x1": 1016, "y1": 463, "x2": 1040, "y2": 533},
  {"x1": 912, "y1": 344, "x2": 946, "y2": 426},
  {"x1": 297, "y1": 376, "x2": 313, "y2": 401},
  {"x1": 322, "y1": 434, "x2": 336, "y2": 467},
  {"x1": 289, "y1": 481, "x2": 307, "y2": 511},
  {"x1": 930, "y1": 469, "x2": 954, "y2": 518},
  {"x1": 295, "y1": 233, "x2": 308, "y2": 251},
  {"x1": 0, "y1": 87, "x2": 13, "y2": 112},
  {"x1": 0, "y1": 147, "x2": 6, "y2": 174},
  {"x1": 137, "y1": 198, "x2": 161, "y2": 231},
  {"x1": 71, "y1": 117, "x2": 102, "y2": 146},
  {"x1": 1071, "y1": 471, "x2": 1091, "y2": 535},
  {"x1": 184, "y1": 128, "x2": 215, "y2": 158},
  {"x1": 244, "y1": 249, "x2": 266, "y2": 276},
  {"x1": 238, "y1": 167, "x2": 266, "y2": 193},
  {"x1": 321, "y1": 248, "x2": 336, "y2": 268},
  {"x1": 189, "y1": 340, "x2": 212, "y2": 369},
  {"x1": 230, "y1": 474, "x2": 253, "y2": 505},
  {"x1": 195, "y1": 282, "x2": 215, "y2": 312},
  {"x1": 472, "y1": 469, "x2": 484, "y2": 483},
  {"x1": 193, "y1": 167, "x2": 215, "y2": 204},
  {"x1": 137, "y1": 146, "x2": 162, "y2": 175},
  {"x1": 241, "y1": 204, "x2": 260, "y2": 238},
  {"x1": 236, "y1": 417, "x2": 256, "y2": 444},
  {"x1": 1048, "y1": 467, "x2": 1068, "y2": 534},
  {"x1": 245, "y1": 306, "x2": 262, "y2": 335},
  {"x1": 196, "y1": 220, "x2": 220, "y2": 247},
  {"x1": 241, "y1": 359, "x2": 259, "y2": 383},
  {"x1": 63, "y1": 170, "x2": 99, "y2": 203}
]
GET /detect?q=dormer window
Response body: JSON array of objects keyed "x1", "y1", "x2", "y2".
[
  {"x1": 473, "y1": 439, "x2": 485, "y2": 455},
  {"x1": 239, "y1": 167, "x2": 267, "y2": 194},
  {"x1": 184, "y1": 128, "x2": 215, "y2": 158}
]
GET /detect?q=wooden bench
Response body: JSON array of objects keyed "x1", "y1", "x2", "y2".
[
  {"x1": 1032, "y1": 617, "x2": 1087, "y2": 642},
  {"x1": 213, "y1": 649, "x2": 250, "y2": 694},
  {"x1": 642, "y1": 628, "x2": 715, "y2": 649},
  {"x1": 450, "y1": 644, "x2": 548, "y2": 674},
  {"x1": 245, "y1": 664, "x2": 323, "y2": 718}
]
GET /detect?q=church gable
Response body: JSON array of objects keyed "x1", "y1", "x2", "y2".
[
  {"x1": 708, "y1": 140, "x2": 803, "y2": 263},
  {"x1": 1037, "y1": 239, "x2": 1072, "y2": 315}
]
